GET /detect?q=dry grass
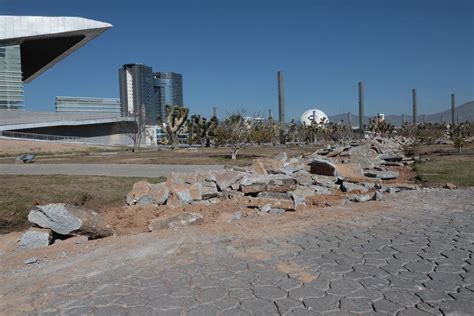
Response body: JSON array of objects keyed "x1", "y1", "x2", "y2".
[
  {"x1": 411, "y1": 143, "x2": 474, "y2": 186},
  {"x1": 0, "y1": 139, "x2": 108, "y2": 156},
  {"x1": 0, "y1": 175, "x2": 165, "y2": 234},
  {"x1": 1, "y1": 144, "x2": 322, "y2": 166}
]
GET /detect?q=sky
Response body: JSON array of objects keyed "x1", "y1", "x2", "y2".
[{"x1": 1, "y1": 0, "x2": 473, "y2": 120}]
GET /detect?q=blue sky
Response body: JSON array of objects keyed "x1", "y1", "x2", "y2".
[{"x1": 1, "y1": 0, "x2": 472, "y2": 120}]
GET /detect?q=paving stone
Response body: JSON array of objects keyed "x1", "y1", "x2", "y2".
[
  {"x1": 275, "y1": 298, "x2": 303, "y2": 314},
  {"x1": 289, "y1": 285, "x2": 325, "y2": 300},
  {"x1": 327, "y1": 279, "x2": 362, "y2": 296},
  {"x1": 93, "y1": 305, "x2": 127, "y2": 316},
  {"x1": 240, "y1": 297, "x2": 278, "y2": 314},
  {"x1": 383, "y1": 290, "x2": 420, "y2": 307},
  {"x1": 404, "y1": 262, "x2": 434, "y2": 273},
  {"x1": 254, "y1": 286, "x2": 287, "y2": 300},
  {"x1": 221, "y1": 308, "x2": 252, "y2": 315},
  {"x1": 340, "y1": 297, "x2": 373, "y2": 313},
  {"x1": 359, "y1": 277, "x2": 390, "y2": 290},
  {"x1": 188, "y1": 304, "x2": 220, "y2": 315},
  {"x1": 196, "y1": 287, "x2": 227, "y2": 303},
  {"x1": 373, "y1": 299, "x2": 405, "y2": 314},
  {"x1": 438, "y1": 300, "x2": 474, "y2": 315},
  {"x1": 304, "y1": 294, "x2": 339, "y2": 313}
]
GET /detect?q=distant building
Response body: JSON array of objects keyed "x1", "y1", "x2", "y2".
[
  {"x1": 153, "y1": 72, "x2": 183, "y2": 120},
  {"x1": 118, "y1": 64, "x2": 155, "y2": 124},
  {"x1": 0, "y1": 15, "x2": 111, "y2": 111},
  {"x1": 55, "y1": 96, "x2": 120, "y2": 115},
  {"x1": 0, "y1": 44, "x2": 23, "y2": 110}
]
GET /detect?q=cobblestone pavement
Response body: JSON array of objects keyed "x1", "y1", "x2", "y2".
[{"x1": 1, "y1": 188, "x2": 473, "y2": 315}]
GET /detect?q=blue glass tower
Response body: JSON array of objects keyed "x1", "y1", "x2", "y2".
[{"x1": 153, "y1": 72, "x2": 183, "y2": 120}]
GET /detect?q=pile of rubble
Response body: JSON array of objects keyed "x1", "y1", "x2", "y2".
[
  {"x1": 16, "y1": 137, "x2": 418, "y2": 251},
  {"x1": 127, "y1": 137, "x2": 418, "y2": 224}
]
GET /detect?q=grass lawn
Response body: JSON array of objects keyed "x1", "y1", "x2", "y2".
[
  {"x1": 0, "y1": 175, "x2": 165, "y2": 234},
  {"x1": 413, "y1": 155, "x2": 474, "y2": 186}
]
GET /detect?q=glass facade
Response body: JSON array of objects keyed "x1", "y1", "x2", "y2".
[
  {"x1": 119, "y1": 64, "x2": 155, "y2": 125},
  {"x1": 153, "y1": 72, "x2": 183, "y2": 120},
  {"x1": 55, "y1": 96, "x2": 121, "y2": 114},
  {"x1": 0, "y1": 44, "x2": 24, "y2": 110}
]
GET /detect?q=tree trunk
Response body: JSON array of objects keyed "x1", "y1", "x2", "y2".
[{"x1": 231, "y1": 147, "x2": 238, "y2": 160}]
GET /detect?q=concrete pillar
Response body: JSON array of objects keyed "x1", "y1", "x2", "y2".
[
  {"x1": 213, "y1": 107, "x2": 217, "y2": 118},
  {"x1": 348, "y1": 112, "x2": 352, "y2": 127},
  {"x1": 412, "y1": 89, "x2": 417, "y2": 125},
  {"x1": 402, "y1": 114, "x2": 405, "y2": 126},
  {"x1": 358, "y1": 82, "x2": 364, "y2": 132},
  {"x1": 277, "y1": 71, "x2": 285, "y2": 143},
  {"x1": 451, "y1": 93, "x2": 455, "y2": 126}
]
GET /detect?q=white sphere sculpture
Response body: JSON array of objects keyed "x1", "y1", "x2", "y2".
[{"x1": 300, "y1": 109, "x2": 329, "y2": 126}]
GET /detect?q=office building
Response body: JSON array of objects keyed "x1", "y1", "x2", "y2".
[
  {"x1": 55, "y1": 96, "x2": 121, "y2": 114},
  {"x1": 118, "y1": 64, "x2": 155, "y2": 124},
  {"x1": 153, "y1": 72, "x2": 183, "y2": 120},
  {"x1": 0, "y1": 15, "x2": 111, "y2": 111}
]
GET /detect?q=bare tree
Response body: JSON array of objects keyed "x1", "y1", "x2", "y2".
[
  {"x1": 120, "y1": 110, "x2": 147, "y2": 152},
  {"x1": 215, "y1": 112, "x2": 249, "y2": 160}
]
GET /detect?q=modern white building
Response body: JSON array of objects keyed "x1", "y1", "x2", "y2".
[
  {"x1": 0, "y1": 15, "x2": 112, "y2": 110},
  {"x1": 300, "y1": 109, "x2": 329, "y2": 126}
]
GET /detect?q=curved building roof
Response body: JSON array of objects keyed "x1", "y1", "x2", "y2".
[{"x1": 0, "y1": 16, "x2": 112, "y2": 83}]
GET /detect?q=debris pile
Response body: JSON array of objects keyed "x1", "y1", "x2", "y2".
[{"x1": 17, "y1": 137, "x2": 421, "y2": 252}]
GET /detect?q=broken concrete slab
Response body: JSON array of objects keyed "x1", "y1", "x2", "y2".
[
  {"x1": 135, "y1": 183, "x2": 169, "y2": 206},
  {"x1": 18, "y1": 228, "x2": 52, "y2": 250},
  {"x1": 364, "y1": 170, "x2": 399, "y2": 180},
  {"x1": 340, "y1": 182, "x2": 369, "y2": 193},
  {"x1": 213, "y1": 171, "x2": 245, "y2": 190},
  {"x1": 308, "y1": 158, "x2": 336, "y2": 176},
  {"x1": 251, "y1": 160, "x2": 268, "y2": 176},
  {"x1": 240, "y1": 175, "x2": 297, "y2": 194},
  {"x1": 274, "y1": 152, "x2": 288, "y2": 162},
  {"x1": 28, "y1": 204, "x2": 113, "y2": 238},
  {"x1": 148, "y1": 212, "x2": 203, "y2": 231},
  {"x1": 334, "y1": 163, "x2": 365, "y2": 182},
  {"x1": 351, "y1": 194, "x2": 371, "y2": 202}
]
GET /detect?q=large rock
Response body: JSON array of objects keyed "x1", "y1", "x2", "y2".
[
  {"x1": 308, "y1": 158, "x2": 336, "y2": 176},
  {"x1": 253, "y1": 158, "x2": 285, "y2": 174},
  {"x1": 240, "y1": 175, "x2": 297, "y2": 194},
  {"x1": 126, "y1": 180, "x2": 152, "y2": 205},
  {"x1": 245, "y1": 194, "x2": 295, "y2": 210},
  {"x1": 334, "y1": 163, "x2": 365, "y2": 182},
  {"x1": 251, "y1": 160, "x2": 268, "y2": 175},
  {"x1": 18, "y1": 228, "x2": 52, "y2": 250},
  {"x1": 281, "y1": 157, "x2": 305, "y2": 175},
  {"x1": 213, "y1": 171, "x2": 245, "y2": 190},
  {"x1": 127, "y1": 181, "x2": 169, "y2": 206},
  {"x1": 346, "y1": 143, "x2": 379, "y2": 169},
  {"x1": 28, "y1": 204, "x2": 113, "y2": 238},
  {"x1": 148, "y1": 212, "x2": 203, "y2": 231}
]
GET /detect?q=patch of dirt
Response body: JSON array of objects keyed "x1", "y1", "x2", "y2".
[{"x1": 277, "y1": 260, "x2": 318, "y2": 283}]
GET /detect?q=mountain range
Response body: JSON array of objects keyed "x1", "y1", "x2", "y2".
[{"x1": 328, "y1": 101, "x2": 474, "y2": 127}]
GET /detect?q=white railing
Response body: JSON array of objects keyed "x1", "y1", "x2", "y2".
[{"x1": 0, "y1": 130, "x2": 81, "y2": 142}]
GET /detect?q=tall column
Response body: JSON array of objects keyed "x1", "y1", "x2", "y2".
[
  {"x1": 451, "y1": 93, "x2": 455, "y2": 127},
  {"x1": 402, "y1": 114, "x2": 405, "y2": 126},
  {"x1": 277, "y1": 71, "x2": 285, "y2": 143},
  {"x1": 412, "y1": 89, "x2": 417, "y2": 125},
  {"x1": 213, "y1": 107, "x2": 217, "y2": 118},
  {"x1": 348, "y1": 112, "x2": 352, "y2": 127},
  {"x1": 358, "y1": 82, "x2": 364, "y2": 132}
]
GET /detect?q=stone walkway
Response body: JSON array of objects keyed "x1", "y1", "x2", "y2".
[{"x1": 1, "y1": 188, "x2": 473, "y2": 315}]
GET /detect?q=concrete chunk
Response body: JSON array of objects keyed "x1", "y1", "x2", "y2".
[{"x1": 18, "y1": 228, "x2": 52, "y2": 250}]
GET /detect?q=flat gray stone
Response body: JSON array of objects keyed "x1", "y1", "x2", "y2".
[{"x1": 18, "y1": 228, "x2": 52, "y2": 249}]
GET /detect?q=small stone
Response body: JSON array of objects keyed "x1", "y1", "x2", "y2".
[
  {"x1": 340, "y1": 182, "x2": 368, "y2": 193},
  {"x1": 24, "y1": 257, "x2": 38, "y2": 264},
  {"x1": 352, "y1": 194, "x2": 371, "y2": 202},
  {"x1": 444, "y1": 183, "x2": 457, "y2": 190},
  {"x1": 18, "y1": 228, "x2": 52, "y2": 250},
  {"x1": 372, "y1": 191, "x2": 383, "y2": 201}
]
